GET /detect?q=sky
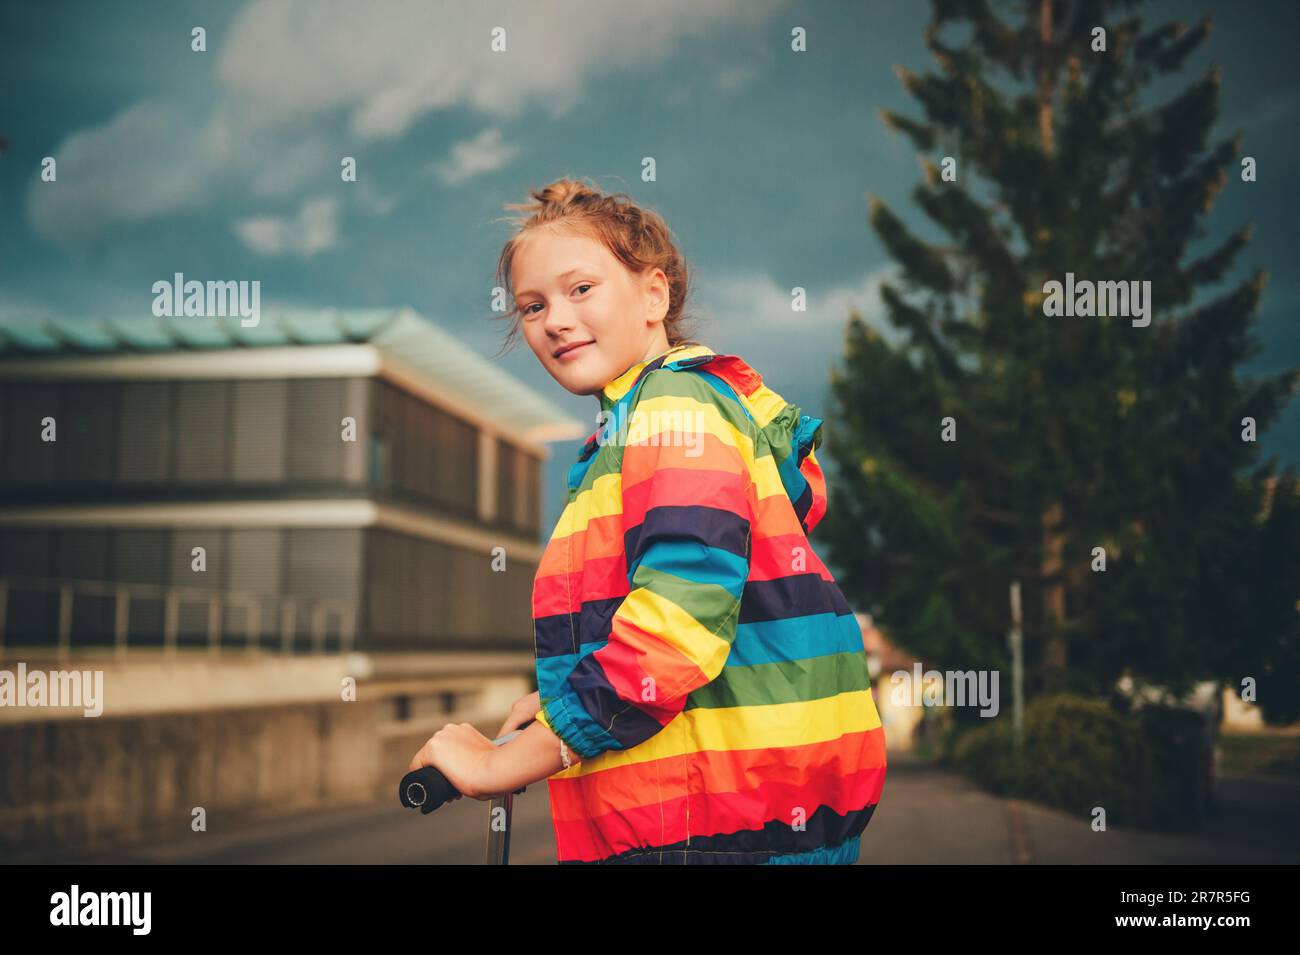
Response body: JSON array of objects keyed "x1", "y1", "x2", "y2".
[{"x1": 2, "y1": 0, "x2": 1297, "y2": 538}]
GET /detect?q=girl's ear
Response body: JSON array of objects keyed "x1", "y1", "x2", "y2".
[{"x1": 643, "y1": 268, "x2": 671, "y2": 321}]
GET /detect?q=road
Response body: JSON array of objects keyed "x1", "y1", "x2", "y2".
[{"x1": 14, "y1": 751, "x2": 1298, "y2": 864}]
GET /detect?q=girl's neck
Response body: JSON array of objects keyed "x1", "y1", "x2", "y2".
[{"x1": 636, "y1": 332, "x2": 673, "y2": 364}]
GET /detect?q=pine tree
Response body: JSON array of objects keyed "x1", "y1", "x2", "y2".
[{"x1": 821, "y1": 0, "x2": 1300, "y2": 717}]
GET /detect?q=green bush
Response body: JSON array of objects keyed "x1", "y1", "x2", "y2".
[
  {"x1": 951, "y1": 693, "x2": 1157, "y2": 828},
  {"x1": 949, "y1": 716, "x2": 1017, "y2": 793}
]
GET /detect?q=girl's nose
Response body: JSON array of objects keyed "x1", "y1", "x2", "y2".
[{"x1": 543, "y1": 300, "x2": 576, "y2": 335}]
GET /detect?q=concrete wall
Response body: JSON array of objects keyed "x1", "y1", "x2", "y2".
[
  {"x1": 0, "y1": 698, "x2": 381, "y2": 852},
  {"x1": 0, "y1": 651, "x2": 533, "y2": 856}
]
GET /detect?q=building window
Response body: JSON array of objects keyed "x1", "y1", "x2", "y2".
[
  {"x1": 175, "y1": 380, "x2": 230, "y2": 483},
  {"x1": 369, "y1": 433, "x2": 389, "y2": 489}
]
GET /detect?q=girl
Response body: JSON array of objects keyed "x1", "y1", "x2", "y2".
[{"x1": 408, "y1": 178, "x2": 887, "y2": 864}]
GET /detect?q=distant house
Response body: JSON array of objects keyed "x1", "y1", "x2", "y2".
[
  {"x1": 0, "y1": 308, "x2": 585, "y2": 658},
  {"x1": 857, "y1": 611, "x2": 929, "y2": 752}
]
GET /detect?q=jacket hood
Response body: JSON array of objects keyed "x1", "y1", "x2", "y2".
[{"x1": 593, "y1": 342, "x2": 829, "y2": 534}]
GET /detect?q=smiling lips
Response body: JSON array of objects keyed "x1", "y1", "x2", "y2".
[{"x1": 554, "y1": 340, "x2": 594, "y2": 360}]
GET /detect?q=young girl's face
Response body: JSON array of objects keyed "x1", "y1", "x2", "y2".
[{"x1": 512, "y1": 227, "x2": 670, "y2": 397}]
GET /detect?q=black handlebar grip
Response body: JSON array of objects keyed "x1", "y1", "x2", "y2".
[
  {"x1": 399, "y1": 765, "x2": 458, "y2": 815},
  {"x1": 399, "y1": 717, "x2": 537, "y2": 814}
]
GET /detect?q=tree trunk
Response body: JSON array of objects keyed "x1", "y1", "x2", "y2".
[
  {"x1": 1036, "y1": 0, "x2": 1065, "y2": 693},
  {"x1": 1041, "y1": 500, "x2": 1068, "y2": 692}
]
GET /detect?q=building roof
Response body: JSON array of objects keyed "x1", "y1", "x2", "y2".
[{"x1": 0, "y1": 307, "x2": 586, "y2": 445}]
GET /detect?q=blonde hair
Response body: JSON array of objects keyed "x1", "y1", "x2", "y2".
[{"x1": 491, "y1": 177, "x2": 702, "y2": 357}]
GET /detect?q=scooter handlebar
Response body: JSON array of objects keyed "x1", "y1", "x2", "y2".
[
  {"x1": 399, "y1": 765, "x2": 458, "y2": 814},
  {"x1": 399, "y1": 719, "x2": 534, "y2": 815}
]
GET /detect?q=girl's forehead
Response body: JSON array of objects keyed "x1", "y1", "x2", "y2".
[
  {"x1": 519, "y1": 227, "x2": 601, "y2": 257},
  {"x1": 513, "y1": 231, "x2": 613, "y2": 282}
]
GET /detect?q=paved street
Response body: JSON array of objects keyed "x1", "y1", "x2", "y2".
[
  {"x1": 14, "y1": 751, "x2": 1299, "y2": 865},
  {"x1": 864, "y1": 753, "x2": 1300, "y2": 864}
]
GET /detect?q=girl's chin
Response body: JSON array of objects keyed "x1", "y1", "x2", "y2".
[
  {"x1": 551, "y1": 356, "x2": 605, "y2": 392},
  {"x1": 553, "y1": 366, "x2": 608, "y2": 396},
  {"x1": 558, "y1": 375, "x2": 603, "y2": 397}
]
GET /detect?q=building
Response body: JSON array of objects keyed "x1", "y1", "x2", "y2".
[
  {"x1": 0, "y1": 308, "x2": 585, "y2": 854},
  {"x1": 0, "y1": 307, "x2": 584, "y2": 657}
]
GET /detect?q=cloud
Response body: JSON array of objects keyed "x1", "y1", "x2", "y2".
[
  {"x1": 0, "y1": 289, "x2": 64, "y2": 321},
  {"x1": 244, "y1": 129, "x2": 339, "y2": 200},
  {"x1": 708, "y1": 263, "x2": 902, "y2": 338},
  {"x1": 694, "y1": 264, "x2": 906, "y2": 392},
  {"x1": 716, "y1": 63, "x2": 761, "y2": 94},
  {"x1": 354, "y1": 180, "x2": 396, "y2": 217},
  {"x1": 217, "y1": 0, "x2": 787, "y2": 138},
  {"x1": 426, "y1": 127, "x2": 520, "y2": 186},
  {"x1": 26, "y1": 0, "x2": 787, "y2": 247},
  {"x1": 26, "y1": 100, "x2": 218, "y2": 247},
  {"x1": 234, "y1": 195, "x2": 340, "y2": 257},
  {"x1": 28, "y1": 0, "x2": 783, "y2": 248}
]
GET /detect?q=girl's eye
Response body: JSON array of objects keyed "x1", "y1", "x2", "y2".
[{"x1": 522, "y1": 284, "x2": 590, "y2": 316}]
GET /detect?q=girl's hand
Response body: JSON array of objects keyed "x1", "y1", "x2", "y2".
[
  {"x1": 408, "y1": 722, "x2": 500, "y2": 801},
  {"x1": 496, "y1": 690, "x2": 541, "y2": 737}
]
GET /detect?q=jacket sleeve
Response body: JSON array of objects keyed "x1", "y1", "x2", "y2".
[
  {"x1": 792, "y1": 414, "x2": 827, "y2": 534},
  {"x1": 536, "y1": 371, "x2": 754, "y2": 760}
]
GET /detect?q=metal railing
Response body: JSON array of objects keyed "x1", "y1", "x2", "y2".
[{"x1": 0, "y1": 574, "x2": 356, "y2": 661}]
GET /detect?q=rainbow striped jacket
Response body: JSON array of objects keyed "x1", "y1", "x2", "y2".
[{"x1": 532, "y1": 342, "x2": 887, "y2": 864}]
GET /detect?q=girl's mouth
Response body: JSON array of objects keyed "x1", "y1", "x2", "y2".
[{"x1": 554, "y1": 340, "x2": 593, "y2": 361}]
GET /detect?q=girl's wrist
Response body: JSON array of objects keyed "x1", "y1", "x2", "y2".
[
  {"x1": 472, "y1": 747, "x2": 501, "y2": 799},
  {"x1": 476, "y1": 721, "x2": 578, "y2": 795}
]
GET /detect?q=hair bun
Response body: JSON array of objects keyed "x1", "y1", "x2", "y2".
[{"x1": 536, "y1": 178, "x2": 598, "y2": 209}]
